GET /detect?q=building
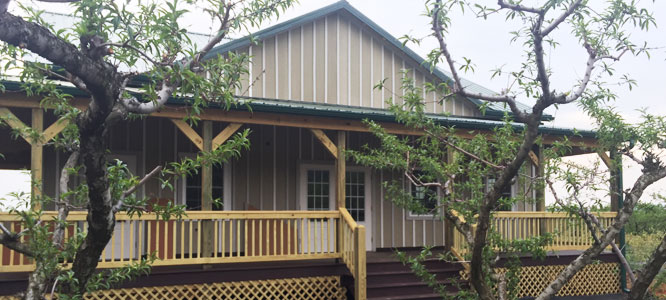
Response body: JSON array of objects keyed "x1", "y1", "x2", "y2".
[{"x1": 0, "y1": 2, "x2": 622, "y2": 299}]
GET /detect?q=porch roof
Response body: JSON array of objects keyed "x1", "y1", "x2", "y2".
[
  {"x1": 0, "y1": 79, "x2": 595, "y2": 139},
  {"x1": 196, "y1": 96, "x2": 596, "y2": 139}
]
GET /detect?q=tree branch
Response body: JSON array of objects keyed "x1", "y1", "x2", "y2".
[
  {"x1": 497, "y1": 0, "x2": 543, "y2": 14},
  {"x1": 541, "y1": 0, "x2": 584, "y2": 36},
  {"x1": 0, "y1": 223, "x2": 34, "y2": 257},
  {"x1": 112, "y1": 165, "x2": 162, "y2": 212},
  {"x1": 432, "y1": 0, "x2": 528, "y2": 122}
]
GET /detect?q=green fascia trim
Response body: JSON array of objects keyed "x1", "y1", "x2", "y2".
[
  {"x1": 0, "y1": 79, "x2": 584, "y2": 137},
  {"x1": 164, "y1": 94, "x2": 594, "y2": 138},
  {"x1": 205, "y1": 1, "x2": 553, "y2": 122}
]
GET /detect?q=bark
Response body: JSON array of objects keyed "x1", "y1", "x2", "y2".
[
  {"x1": 53, "y1": 151, "x2": 79, "y2": 247},
  {"x1": 627, "y1": 233, "x2": 666, "y2": 300}
]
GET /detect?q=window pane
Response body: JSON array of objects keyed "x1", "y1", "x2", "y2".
[
  {"x1": 306, "y1": 170, "x2": 330, "y2": 210},
  {"x1": 346, "y1": 171, "x2": 365, "y2": 222}
]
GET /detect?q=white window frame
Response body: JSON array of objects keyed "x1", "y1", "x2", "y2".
[
  {"x1": 298, "y1": 163, "x2": 336, "y2": 211},
  {"x1": 407, "y1": 181, "x2": 441, "y2": 219},
  {"x1": 485, "y1": 177, "x2": 517, "y2": 211},
  {"x1": 178, "y1": 153, "x2": 232, "y2": 211}
]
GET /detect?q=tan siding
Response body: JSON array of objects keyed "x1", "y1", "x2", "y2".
[
  {"x1": 338, "y1": 17, "x2": 350, "y2": 105},
  {"x1": 251, "y1": 45, "x2": 263, "y2": 98},
  {"x1": 289, "y1": 29, "x2": 302, "y2": 100},
  {"x1": 227, "y1": 13, "x2": 484, "y2": 116},
  {"x1": 264, "y1": 37, "x2": 277, "y2": 99},
  {"x1": 371, "y1": 38, "x2": 382, "y2": 108},
  {"x1": 302, "y1": 23, "x2": 314, "y2": 102},
  {"x1": 326, "y1": 15, "x2": 338, "y2": 104},
  {"x1": 360, "y1": 30, "x2": 372, "y2": 107},
  {"x1": 393, "y1": 56, "x2": 403, "y2": 105},
  {"x1": 349, "y1": 23, "x2": 361, "y2": 106},
  {"x1": 383, "y1": 47, "x2": 393, "y2": 106},
  {"x1": 277, "y1": 32, "x2": 290, "y2": 100},
  {"x1": 314, "y1": 18, "x2": 326, "y2": 103},
  {"x1": 237, "y1": 47, "x2": 250, "y2": 95}
]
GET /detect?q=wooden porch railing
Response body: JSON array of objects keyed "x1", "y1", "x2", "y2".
[
  {"x1": 339, "y1": 207, "x2": 367, "y2": 300},
  {"x1": 451, "y1": 211, "x2": 617, "y2": 256},
  {"x1": 0, "y1": 209, "x2": 368, "y2": 299}
]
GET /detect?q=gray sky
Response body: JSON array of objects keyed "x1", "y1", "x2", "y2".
[{"x1": 3, "y1": 0, "x2": 666, "y2": 208}]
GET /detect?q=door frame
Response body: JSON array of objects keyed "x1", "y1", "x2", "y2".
[{"x1": 298, "y1": 163, "x2": 373, "y2": 251}]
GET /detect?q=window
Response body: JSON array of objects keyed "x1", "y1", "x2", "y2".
[
  {"x1": 184, "y1": 164, "x2": 225, "y2": 210},
  {"x1": 409, "y1": 171, "x2": 439, "y2": 217},
  {"x1": 486, "y1": 177, "x2": 513, "y2": 211},
  {"x1": 306, "y1": 170, "x2": 330, "y2": 211},
  {"x1": 346, "y1": 171, "x2": 365, "y2": 222}
]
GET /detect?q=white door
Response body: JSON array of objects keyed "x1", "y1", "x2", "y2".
[{"x1": 299, "y1": 165, "x2": 373, "y2": 251}]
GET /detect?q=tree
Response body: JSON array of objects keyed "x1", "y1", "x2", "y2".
[
  {"x1": 0, "y1": 0, "x2": 293, "y2": 299},
  {"x1": 349, "y1": 0, "x2": 665, "y2": 299}
]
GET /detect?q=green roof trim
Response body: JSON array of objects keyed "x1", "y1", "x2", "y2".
[
  {"x1": 205, "y1": 1, "x2": 553, "y2": 121},
  {"x1": 1, "y1": 79, "x2": 592, "y2": 138}
]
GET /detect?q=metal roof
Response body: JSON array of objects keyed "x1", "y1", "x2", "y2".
[
  {"x1": 205, "y1": 1, "x2": 550, "y2": 121},
  {"x1": 0, "y1": 79, "x2": 592, "y2": 138}
]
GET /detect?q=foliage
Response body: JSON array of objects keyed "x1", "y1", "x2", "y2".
[
  {"x1": 0, "y1": 0, "x2": 293, "y2": 298},
  {"x1": 626, "y1": 231, "x2": 665, "y2": 269},
  {"x1": 351, "y1": 0, "x2": 662, "y2": 299},
  {"x1": 626, "y1": 203, "x2": 666, "y2": 235}
]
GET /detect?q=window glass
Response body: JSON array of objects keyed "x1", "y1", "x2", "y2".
[
  {"x1": 185, "y1": 165, "x2": 224, "y2": 210},
  {"x1": 306, "y1": 170, "x2": 330, "y2": 211},
  {"x1": 346, "y1": 171, "x2": 365, "y2": 222}
]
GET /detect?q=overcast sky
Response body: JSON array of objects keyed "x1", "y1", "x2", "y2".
[{"x1": 2, "y1": 0, "x2": 666, "y2": 208}]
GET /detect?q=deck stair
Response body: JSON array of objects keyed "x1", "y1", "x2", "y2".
[{"x1": 365, "y1": 252, "x2": 467, "y2": 300}]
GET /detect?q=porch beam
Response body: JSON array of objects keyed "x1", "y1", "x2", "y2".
[
  {"x1": 310, "y1": 129, "x2": 338, "y2": 159},
  {"x1": 42, "y1": 118, "x2": 70, "y2": 143},
  {"x1": 598, "y1": 151, "x2": 613, "y2": 169},
  {"x1": 1, "y1": 96, "x2": 600, "y2": 148},
  {"x1": 0, "y1": 107, "x2": 33, "y2": 144},
  {"x1": 171, "y1": 119, "x2": 204, "y2": 151},
  {"x1": 212, "y1": 123, "x2": 242, "y2": 150}
]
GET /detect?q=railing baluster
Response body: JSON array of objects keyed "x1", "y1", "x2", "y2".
[
  {"x1": 280, "y1": 219, "x2": 284, "y2": 256},
  {"x1": 273, "y1": 219, "x2": 277, "y2": 256},
  {"x1": 236, "y1": 219, "x2": 241, "y2": 258}
]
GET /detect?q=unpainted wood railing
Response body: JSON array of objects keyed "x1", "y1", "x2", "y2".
[
  {"x1": 451, "y1": 211, "x2": 617, "y2": 256},
  {"x1": 339, "y1": 207, "x2": 367, "y2": 300},
  {"x1": 0, "y1": 210, "x2": 345, "y2": 272}
]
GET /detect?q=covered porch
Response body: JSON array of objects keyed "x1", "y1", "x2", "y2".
[{"x1": 0, "y1": 94, "x2": 618, "y2": 299}]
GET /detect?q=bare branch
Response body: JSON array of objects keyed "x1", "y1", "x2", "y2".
[
  {"x1": 432, "y1": 0, "x2": 528, "y2": 122},
  {"x1": 542, "y1": 0, "x2": 584, "y2": 36},
  {"x1": 112, "y1": 165, "x2": 162, "y2": 212},
  {"x1": 497, "y1": 0, "x2": 543, "y2": 14},
  {"x1": 53, "y1": 151, "x2": 79, "y2": 247},
  {"x1": 0, "y1": 223, "x2": 34, "y2": 257}
]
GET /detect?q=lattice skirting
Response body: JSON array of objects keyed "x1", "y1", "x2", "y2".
[
  {"x1": 0, "y1": 275, "x2": 347, "y2": 300},
  {"x1": 496, "y1": 262, "x2": 620, "y2": 298}
]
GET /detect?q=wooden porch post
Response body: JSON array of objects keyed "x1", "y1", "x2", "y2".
[
  {"x1": 336, "y1": 131, "x2": 346, "y2": 254},
  {"x1": 535, "y1": 147, "x2": 546, "y2": 212},
  {"x1": 31, "y1": 108, "x2": 43, "y2": 210},
  {"x1": 201, "y1": 120, "x2": 213, "y2": 257},
  {"x1": 444, "y1": 147, "x2": 455, "y2": 250},
  {"x1": 336, "y1": 131, "x2": 346, "y2": 209}
]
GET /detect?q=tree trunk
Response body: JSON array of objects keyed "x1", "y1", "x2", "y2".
[{"x1": 627, "y1": 233, "x2": 666, "y2": 300}]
